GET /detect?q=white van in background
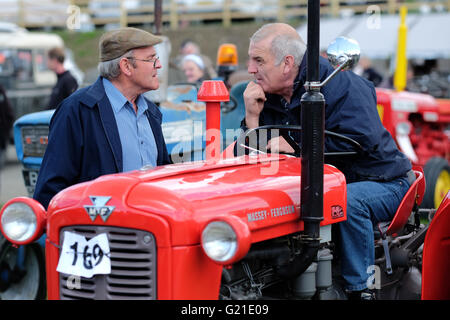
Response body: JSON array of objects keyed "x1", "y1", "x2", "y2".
[{"x1": 0, "y1": 23, "x2": 84, "y2": 119}]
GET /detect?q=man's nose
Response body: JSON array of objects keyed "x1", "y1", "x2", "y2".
[{"x1": 248, "y1": 64, "x2": 257, "y2": 74}]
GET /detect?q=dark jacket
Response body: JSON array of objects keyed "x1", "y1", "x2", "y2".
[
  {"x1": 34, "y1": 77, "x2": 172, "y2": 209},
  {"x1": 47, "y1": 70, "x2": 78, "y2": 110},
  {"x1": 240, "y1": 56, "x2": 411, "y2": 183}
]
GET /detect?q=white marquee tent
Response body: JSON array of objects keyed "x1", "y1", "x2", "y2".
[{"x1": 297, "y1": 13, "x2": 450, "y2": 60}]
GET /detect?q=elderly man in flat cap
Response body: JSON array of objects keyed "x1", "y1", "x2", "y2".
[{"x1": 34, "y1": 27, "x2": 172, "y2": 209}]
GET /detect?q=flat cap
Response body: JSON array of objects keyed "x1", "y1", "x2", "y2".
[{"x1": 99, "y1": 27, "x2": 163, "y2": 62}]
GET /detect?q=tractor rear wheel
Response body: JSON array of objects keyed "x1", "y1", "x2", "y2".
[{"x1": 422, "y1": 157, "x2": 450, "y2": 209}]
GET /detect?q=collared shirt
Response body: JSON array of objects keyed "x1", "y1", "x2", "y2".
[{"x1": 103, "y1": 78, "x2": 158, "y2": 171}]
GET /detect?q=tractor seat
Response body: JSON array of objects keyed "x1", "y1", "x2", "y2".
[
  {"x1": 377, "y1": 168, "x2": 425, "y2": 237},
  {"x1": 375, "y1": 168, "x2": 425, "y2": 274}
]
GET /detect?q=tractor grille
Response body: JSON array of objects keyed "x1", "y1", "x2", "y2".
[{"x1": 59, "y1": 226, "x2": 157, "y2": 300}]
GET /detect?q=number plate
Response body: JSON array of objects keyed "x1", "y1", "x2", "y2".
[
  {"x1": 22, "y1": 169, "x2": 39, "y2": 195},
  {"x1": 57, "y1": 231, "x2": 111, "y2": 278}
]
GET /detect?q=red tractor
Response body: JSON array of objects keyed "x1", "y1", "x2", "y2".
[
  {"x1": 1, "y1": 2, "x2": 449, "y2": 300},
  {"x1": 375, "y1": 6, "x2": 450, "y2": 210},
  {"x1": 376, "y1": 88, "x2": 450, "y2": 209}
]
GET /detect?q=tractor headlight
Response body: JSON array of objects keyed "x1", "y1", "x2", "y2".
[
  {"x1": 202, "y1": 221, "x2": 237, "y2": 262},
  {"x1": 0, "y1": 198, "x2": 46, "y2": 244},
  {"x1": 1, "y1": 202, "x2": 36, "y2": 242},
  {"x1": 396, "y1": 122, "x2": 411, "y2": 135}
]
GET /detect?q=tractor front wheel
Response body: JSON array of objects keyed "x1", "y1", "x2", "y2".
[{"x1": 0, "y1": 238, "x2": 46, "y2": 300}]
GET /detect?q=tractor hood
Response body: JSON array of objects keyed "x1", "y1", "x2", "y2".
[
  {"x1": 48, "y1": 155, "x2": 346, "y2": 246},
  {"x1": 377, "y1": 88, "x2": 443, "y2": 117}
]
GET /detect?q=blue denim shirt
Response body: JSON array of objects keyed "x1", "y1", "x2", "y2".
[{"x1": 103, "y1": 78, "x2": 158, "y2": 171}]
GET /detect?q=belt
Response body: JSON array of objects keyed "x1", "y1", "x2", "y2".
[{"x1": 405, "y1": 169, "x2": 416, "y2": 186}]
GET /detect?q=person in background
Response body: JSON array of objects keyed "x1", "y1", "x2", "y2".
[
  {"x1": 181, "y1": 54, "x2": 209, "y2": 85},
  {"x1": 34, "y1": 27, "x2": 172, "y2": 209},
  {"x1": 46, "y1": 47, "x2": 78, "y2": 109},
  {"x1": 353, "y1": 56, "x2": 383, "y2": 87},
  {"x1": 0, "y1": 83, "x2": 14, "y2": 172},
  {"x1": 177, "y1": 40, "x2": 217, "y2": 79}
]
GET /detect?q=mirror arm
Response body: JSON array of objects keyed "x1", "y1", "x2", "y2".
[{"x1": 303, "y1": 56, "x2": 349, "y2": 91}]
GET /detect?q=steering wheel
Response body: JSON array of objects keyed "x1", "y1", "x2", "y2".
[
  {"x1": 236, "y1": 125, "x2": 363, "y2": 158},
  {"x1": 221, "y1": 95, "x2": 238, "y2": 113}
]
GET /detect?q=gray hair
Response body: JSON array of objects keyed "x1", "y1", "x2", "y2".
[
  {"x1": 97, "y1": 49, "x2": 135, "y2": 79},
  {"x1": 250, "y1": 23, "x2": 306, "y2": 67}
]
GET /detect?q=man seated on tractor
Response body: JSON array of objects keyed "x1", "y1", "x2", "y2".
[
  {"x1": 238, "y1": 23, "x2": 414, "y2": 300},
  {"x1": 34, "y1": 27, "x2": 172, "y2": 210}
]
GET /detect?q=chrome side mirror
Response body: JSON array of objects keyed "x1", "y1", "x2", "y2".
[
  {"x1": 304, "y1": 36, "x2": 361, "y2": 91},
  {"x1": 327, "y1": 36, "x2": 361, "y2": 71}
]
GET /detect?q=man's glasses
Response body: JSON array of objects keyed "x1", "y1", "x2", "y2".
[{"x1": 126, "y1": 56, "x2": 159, "y2": 68}]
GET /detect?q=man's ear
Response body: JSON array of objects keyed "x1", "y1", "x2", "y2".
[
  {"x1": 119, "y1": 58, "x2": 132, "y2": 76},
  {"x1": 283, "y1": 55, "x2": 296, "y2": 74}
]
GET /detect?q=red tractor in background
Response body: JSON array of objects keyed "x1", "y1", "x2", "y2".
[
  {"x1": 376, "y1": 6, "x2": 450, "y2": 210},
  {"x1": 376, "y1": 88, "x2": 450, "y2": 209}
]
